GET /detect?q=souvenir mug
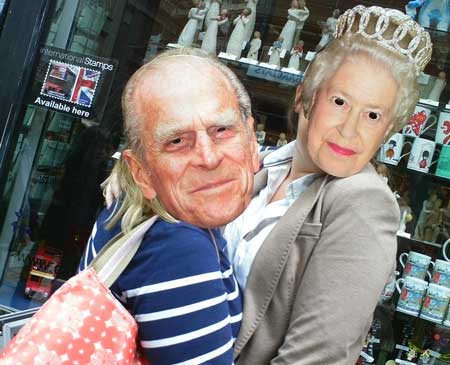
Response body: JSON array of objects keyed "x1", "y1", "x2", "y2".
[
  {"x1": 407, "y1": 138, "x2": 438, "y2": 173},
  {"x1": 399, "y1": 251, "x2": 434, "y2": 280},
  {"x1": 378, "y1": 133, "x2": 412, "y2": 166},
  {"x1": 435, "y1": 111, "x2": 450, "y2": 145},
  {"x1": 431, "y1": 259, "x2": 450, "y2": 289},
  {"x1": 379, "y1": 270, "x2": 400, "y2": 303},
  {"x1": 396, "y1": 276, "x2": 428, "y2": 316},
  {"x1": 435, "y1": 145, "x2": 450, "y2": 179},
  {"x1": 403, "y1": 106, "x2": 437, "y2": 137},
  {"x1": 420, "y1": 283, "x2": 450, "y2": 323}
]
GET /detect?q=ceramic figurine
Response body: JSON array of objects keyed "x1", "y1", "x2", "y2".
[
  {"x1": 414, "y1": 191, "x2": 442, "y2": 241},
  {"x1": 293, "y1": 0, "x2": 310, "y2": 47},
  {"x1": 276, "y1": 133, "x2": 288, "y2": 147},
  {"x1": 397, "y1": 193, "x2": 414, "y2": 235},
  {"x1": 428, "y1": 71, "x2": 447, "y2": 102},
  {"x1": 268, "y1": 37, "x2": 283, "y2": 67},
  {"x1": 255, "y1": 123, "x2": 266, "y2": 145},
  {"x1": 287, "y1": 41, "x2": 304, "y2": 70},
  {"x1": 247, "y1": 31, "x2": 262, "y2": 60},
  {"x1": 280, "y1": 1, "x2": 303, "y2": 52},
  {"x1": 205, "y1": 0, "x2": 222, "y2": 29},
  {"x1": 177, "y1": 0, "x2": 208, "y2": 47},
  {"x1": 316, "y1": 9, "x2": 340, "y2": 52},
  {"x1": 244, "y1": 0, "x2": 258, "y2": 43},
  {"x1": 406, "y1": 0, "x2": 450, "y2": 32},
  {"x1": 201, "y1": 9, "x2": 229, "y2": 54},
  {"x1": 226, "y1": 8, "x2": 252, "y2": 58}
]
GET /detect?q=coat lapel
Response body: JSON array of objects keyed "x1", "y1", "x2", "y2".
[{"x1": 234, "y1": 174, "x2": 329, "y2": 356}]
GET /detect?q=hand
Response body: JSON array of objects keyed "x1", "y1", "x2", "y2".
[{"x1": 101, "y1": 169, "x2": 121, "y2": 208}]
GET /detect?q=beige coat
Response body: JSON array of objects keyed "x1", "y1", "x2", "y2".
[{"x1": 234, "y1": 163, "x2": 399, "y2": 365}]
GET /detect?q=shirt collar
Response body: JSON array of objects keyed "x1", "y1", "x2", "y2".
[
  {"x1": 263, "y1": 141, "x2": 319, "y2": 203},
  {"x1": 263, "y1": 141, "x2": 296, "y2": 167}
]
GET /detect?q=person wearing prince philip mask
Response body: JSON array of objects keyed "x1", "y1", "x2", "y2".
[
  {"x1": 79, "y1": 48, "x2": 260, "y2": 364},
  {"x1": 84, "y1": 5, "x2": 433, "y2": 365}
]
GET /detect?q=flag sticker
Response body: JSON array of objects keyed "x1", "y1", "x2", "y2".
[{"x1": 41, "y1": 60, "x2": 100, "y2": 108}]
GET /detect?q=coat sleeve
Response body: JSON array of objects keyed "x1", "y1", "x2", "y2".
[{"x1": 270, "y1": 177, "x2": 399, "y2": 365}]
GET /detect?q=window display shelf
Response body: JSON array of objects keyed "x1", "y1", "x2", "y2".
[{"x1": 398, "y1": 233, "x2": 443, "y2": 249}]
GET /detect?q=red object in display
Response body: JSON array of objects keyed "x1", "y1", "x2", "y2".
[{"x1": 24, "y1": 245, "x2": 62, "y2": 300}]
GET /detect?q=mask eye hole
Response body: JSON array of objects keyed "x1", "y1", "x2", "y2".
[{"x1": 333, "y1": 97, "x2": 345, "y2": 106}]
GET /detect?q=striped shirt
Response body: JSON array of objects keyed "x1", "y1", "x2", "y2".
[{"x1": 79, "y1": 204, "x2": 242, "y2": 364}]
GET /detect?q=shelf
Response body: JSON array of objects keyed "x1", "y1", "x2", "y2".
[
  {"x1": 397, "y1": 234, "x2": 443, "y2": 249},
  {"x1": 383, "y1": 162, "x2": 450, "y2": 185}
]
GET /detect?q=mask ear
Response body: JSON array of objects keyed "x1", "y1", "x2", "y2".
[
  {"x1": 122, "y1": 149, "x2": 157, "y2": 200},
  {"x1": 294, "y1": 85, "x2": 303, "y2": 113},
  {"x1": 246, "y1": 117, "x2": 260, "y2": 173},
  {"x1": 384, "y1": 122, "x2": 395, "y2": 139}
]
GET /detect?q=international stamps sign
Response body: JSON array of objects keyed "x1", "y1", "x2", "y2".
[{"x1": 27, "y1": 46, "x2": 117, "y2": 120}]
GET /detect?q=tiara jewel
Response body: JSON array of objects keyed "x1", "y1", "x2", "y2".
[{"x1": 335, "y1": 5, "x2": 432, "y2": 76}]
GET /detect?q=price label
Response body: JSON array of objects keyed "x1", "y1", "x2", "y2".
[
  {"x1": 395, "y1": 359, "x2": 416, "y2": 365},
  {"x1": 395, "y1": 344, "x2": 410, "y2": 351},
  {"x1": 360, "y1": 351, "x2": 374, "y2": 363}
]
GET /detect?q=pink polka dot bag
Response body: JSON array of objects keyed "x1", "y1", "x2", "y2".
[{"x1": 0, "y1": 217, "x2": 157, "y2": 365}]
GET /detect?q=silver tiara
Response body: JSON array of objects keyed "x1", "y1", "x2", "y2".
[{"x1": 335, "y1": 5, "x2": 432, "y2": 76}]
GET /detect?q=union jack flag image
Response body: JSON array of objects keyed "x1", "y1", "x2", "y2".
[{"x1": 70, "y1": 68, "x2": 100, "y2": 107}]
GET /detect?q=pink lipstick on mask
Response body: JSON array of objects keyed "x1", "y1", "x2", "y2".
[{"x1": 327, "y1": 142, "x2": 356, "y2": 156}]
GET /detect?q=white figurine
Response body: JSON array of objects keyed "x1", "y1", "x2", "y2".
[
  {"x1": 255, "y1": 123, "x2": 266, "y2": 145},
  {"x1": 201, "y1": 9, "x2": 229, "y2": 55},
  {"x1": 276, "y1": 133, "x2": 288, "y2": 147},
  {"x1": 268, "y1": 37, "x2": 283, "y2": 67},
  {"x1": 287, "y1": 41, "x2": 304, "y2": 70},
  {"x1": 280, "y1": 1, "x2": 303, "y2": 52},
  {"x1": 414, "y1": 191, "x2": 440, "y2": 241},
  {"x1": 247, "y1": 31, "x2": 262, "y2": 60},
  {"x1": 226, "y1": 8, "x2": 252, "y2": 58},
  {"x1": 205, "y1": 0, "x2": 222, "y2": 29},
  {"x1": 428, "y1": 71, "x2": 447, "y2": 102},
  {"x1": 244, "y1": 0, "x2": 258, "y2": 43},
  {"x1": 177, "y1": 0, "x2": 208, "y2": 47},
  {"x1": 316, "y1": 9, "x2": 340, "y2": 52},
  {"x1": 293, "y1": 0, "x2": 310, "y2": 47}
]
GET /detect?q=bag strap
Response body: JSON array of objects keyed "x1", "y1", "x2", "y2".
[{"x1": 88, "y1": 216, "x2": 158, "y2": 288}]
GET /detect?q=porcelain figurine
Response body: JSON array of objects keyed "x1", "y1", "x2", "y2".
[
  {"x1": 247, "y1": 31, "x2": 262, "y2": 60},
  {"x1": 177, "y1": 0, "x2": 208, "y2": 47},
  {"x1": 205, "y1": 0, "x2": 222, "y2": 29},
  {"x1": 316, "y1": 9, "x2": 340, "y2": 52},
  {"x1": 226, "y1": 7, "x2": 252, "y2": 58},
  {"x1": 293, "y1": 0, "x2": 310, "y2": 47},
  {"x1": 244, "y1": 0, "x2": 258, "y2": 43},
  {"x1": 268, "y1": 37, "x2": 283, "y2": 67},
  {"x1": 406, "y1": 0, "x2": 450, "y2": 32},
  {"x1": 287, "y1": 41, "x2": 304, "y2": 70},
  {"x1": 428, "y1": 71, "x2": 447, "y2": 102},
  {"x1": 201, "y1": 9, "x2": 229, "y2": 54},
  {"x1": 280, "y1": 1, "x2": 303, "y2": 51}
]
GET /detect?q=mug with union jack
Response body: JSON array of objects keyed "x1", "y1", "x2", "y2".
[
  {"x1": 435, "y1": 111, "x2": 450, "y2": 145},
  {"x1": 403, "y1": 106, "x2": 437, "y2": 137}
]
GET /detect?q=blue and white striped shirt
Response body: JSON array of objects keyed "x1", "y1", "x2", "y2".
[{"x1": 79, "y1": 205, "x2": 242, "y2": 364}]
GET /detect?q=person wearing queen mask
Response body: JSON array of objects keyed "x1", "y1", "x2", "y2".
[
  {"x1": 224, "y1": 5, "x2": 432, "y2": 364},
  {"x1": 97, "y1": 5, "x2": 432, "y2": 365}
]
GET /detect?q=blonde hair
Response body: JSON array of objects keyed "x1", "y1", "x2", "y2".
[
  {"x1": 106, "y1": 158, "x2": 177, "y2": 233},
  {"x1": 301, "y1": 32, "x2": 420, "y2": 136}
]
